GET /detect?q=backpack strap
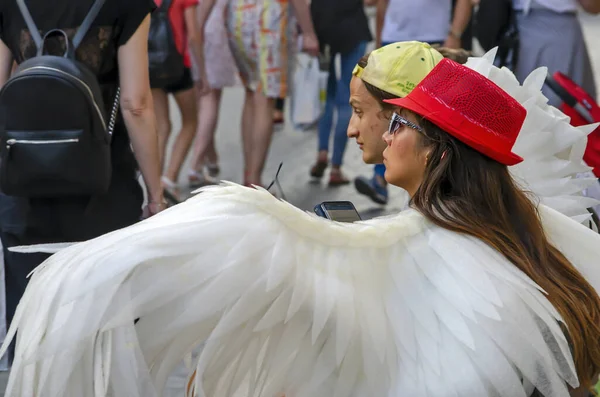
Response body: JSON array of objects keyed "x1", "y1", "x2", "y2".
[
  {"x1": 16, "y1": 0, "x2": 106, "y2": 51},
  {"x1": 72, "y1": 0, "x2": 106, "y2": 50},
  {"x1": 16, "y1": 0, "x2": 43, "y2": 50}
]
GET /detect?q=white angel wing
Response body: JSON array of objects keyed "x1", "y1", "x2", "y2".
[
  {"x1": 540, "y1": 205, "x2": 600, "y2": 291},
  {"x1": 1, "y1": 183, "x2": 587, "y2": 397},
  {"x1": 467, "y1": 48, "x2": 600, "y2": 225}
]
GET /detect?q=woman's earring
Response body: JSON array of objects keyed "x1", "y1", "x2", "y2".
[{"x1": 441, "y1": 150, "x2": 447, "y2": 161}]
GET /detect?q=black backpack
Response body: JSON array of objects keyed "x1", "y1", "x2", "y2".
[
  {"x1": 473, "y1": 0, "x2": 519, "y2": 70},
  {"x1": 310, "y1": 0, "x2": 372, "y2": 55},
  {"x1": 148, "y1": 0, "x2": 185, "y2": 88},
  {"x1": 0, "y1": 0, "x2": 119, "y2": 197}
]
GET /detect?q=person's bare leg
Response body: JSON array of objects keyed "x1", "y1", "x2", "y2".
[
  {"x1": 205, "y1": 135, "x2": 219, "y2": 165},
  {"x1": 204, "y1": 91, "x2": 223, "y2": 166},
  {"x1": 273, "y1": 97, "x2": 285, "y2": 123},
  {"x1": 241, "y1": 88, "x2": 255, "y2": 182},
  {"x1": 204, "y1": 135, "x2": 220, "y2": 178},
  {"x1": 164, "y1": 88, "x2": 198, "y2": 183},
  {"x1": 190, "y1": 89, "x2": 222, "y2": 172},
  {"x1": 152, "y1": 89, "x2": 171, "y2": 170},
  {"x1": 245, "y1": 90, "x2": 276, "y2": 186}
]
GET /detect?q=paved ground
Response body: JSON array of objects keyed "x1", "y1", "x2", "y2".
[{"x1": 1, "y1": 10, "x2": 599, "y2": 397}]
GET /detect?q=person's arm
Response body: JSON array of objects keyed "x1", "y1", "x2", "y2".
[
  {"x1": 376, "y1": 0, "x2": 389, "y2": 48},
  {"x1": 0, "y1": 39, "x2": 14, "y2": 88},
  {"x1": 443, "y1": 0, "x2": 472, "y2": 49},
  {"x1": 184, "y1": 4, "x2": 203, "y2": 90},
  {"x1": 288, "y1": 0, "x2": 319, "y2": 56},
  {"x1": 578, "y1": 0, "x2": 600, "y2": 14},
  {"x1": 117, "y1": 14, "x2": 164, "y2": 215}
]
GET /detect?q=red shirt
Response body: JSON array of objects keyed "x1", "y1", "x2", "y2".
[{"x1": 155, "y1": 0, "x2": 199, "y2": 68}]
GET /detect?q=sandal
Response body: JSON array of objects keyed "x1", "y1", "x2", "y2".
[
  {"x1": 328, "y1": 169, "x2": 350, "y2": 187},
  {"x1": 188, "y1": 170, "x2": 218, "y2": 189},
  {"x1": 310, "y1": 160, "x2": 328, "y2": 178},
  {"x1": 205, "y1": 163, "x2": 220, "y2": 178},
  {"x1": 273, "y1": 110, "x2": 284, "y2": 125},
  {"x1": 161, "y1": 176, "x2": 181, "y2": 205}
]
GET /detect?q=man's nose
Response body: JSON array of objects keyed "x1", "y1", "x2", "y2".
[
  {"x1": 382, "y1": 130, "x2": 391, "y2": 145},
  {"x1": 347, "y1": 119, "x2": 358, "y2": 138}
]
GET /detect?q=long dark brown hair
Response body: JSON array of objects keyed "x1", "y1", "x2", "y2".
[
  {"x1": 413, "y1": 120, "x2": 600, "y2": 388},
  {"x1": 358, "y1": 51, "x2": 600, "y2": 388}
]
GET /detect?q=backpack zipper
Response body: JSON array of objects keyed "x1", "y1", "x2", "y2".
[
  {"x1": 6, "y1": 138, "x2": 79, "y2": 148},
  {"x1": 17, "y1": 66, "x2": 108, "y2": 132}
]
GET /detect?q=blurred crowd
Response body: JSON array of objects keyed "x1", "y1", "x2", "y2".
[{"x1": 152, "y1": 0, "x2": 599, "y2": 206}]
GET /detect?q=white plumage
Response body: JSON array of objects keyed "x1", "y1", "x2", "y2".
[
  {"x1": 1, "y1": 50, "x2": 600, "y2": 397},
  {"x1": 468, "y1": 49, "x2": 599, "y2": 224}
]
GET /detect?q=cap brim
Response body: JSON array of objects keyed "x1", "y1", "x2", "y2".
[{"x1": 383, "y1": 98, "x2": 523, "y2": 166}]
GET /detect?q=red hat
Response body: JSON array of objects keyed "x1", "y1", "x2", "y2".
[{"x1": 384, "y1": 58, "x2": 526, "y2": 165}]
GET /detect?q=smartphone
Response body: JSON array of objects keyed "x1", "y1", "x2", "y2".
[{"x1": 313, "y1": 201, "x2": 362, "y2": 223}]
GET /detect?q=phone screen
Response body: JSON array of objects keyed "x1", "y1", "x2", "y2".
[
  {"x1": 315, "y1": 201, "x2": 361, "y2": 222},
  {"x1": 323, "y1": 209, "x2": 361, "y2": 223}
]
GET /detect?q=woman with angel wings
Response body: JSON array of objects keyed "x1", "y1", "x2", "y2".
[{"x1": 2, "y1": 49, "x2": 600, "y2": 397}]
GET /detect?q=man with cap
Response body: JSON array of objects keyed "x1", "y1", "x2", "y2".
[
  {"x1": 352, "y1": 0, "x2": 473, "y2": 205},
  {"x1": 347, "y1": 41, "x2": 469, "y2": 204}
]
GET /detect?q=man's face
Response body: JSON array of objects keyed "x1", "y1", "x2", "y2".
[{"x1": 347, "y1": 77, "x2": 392, "y2": 164}]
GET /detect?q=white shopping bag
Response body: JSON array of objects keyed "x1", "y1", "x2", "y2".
[
  {"x1": 318, "y1": 69, "x2": 329, "y2": 112},
  {"x1": 291, "y1": 53, "x2": 322, "y2": 130}
]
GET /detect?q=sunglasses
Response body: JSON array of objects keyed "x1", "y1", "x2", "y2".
[{"x1": 388, "y1": 112, "x2": 423, "y2": 134}]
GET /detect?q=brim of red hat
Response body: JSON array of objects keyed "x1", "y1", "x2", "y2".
[{"x1": 383, "y1": 97, "x2": 524, "y2": 166}]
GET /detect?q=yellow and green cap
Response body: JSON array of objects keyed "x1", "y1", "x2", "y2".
[{"x1": 352, "y1": 41, "x2": 444, "y2": 98}]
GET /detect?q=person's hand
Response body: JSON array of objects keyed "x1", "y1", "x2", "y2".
[
  {"x1": 142, "y1": 197, "x2": 168, "y2": 219},
  {"x1": 443, "y1": 34, "x2": 461, "y2": 49},
  {"x1": 302, "y1": 33, "x2": 320, "y2": 57},
  {"x1": 195, "y1": 65, "x2": 211, "y2": 97},
  {"x1": 435, "y1": 46, "x2": 472, "y2": 64},
  {"x1": 192, "y1": 50, "x2": 210, "y2": 96}
]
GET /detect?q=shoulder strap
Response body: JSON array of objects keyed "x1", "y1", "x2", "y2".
[
  {"x1": 72, "y1": 0, "x2": 106, "y2": 50},
  {"x1": 16, "y1": 0, "x2": 105, "y2": 52},
  {"x1": 16, "y1": 0, "x2": 43, "y2": 50}
]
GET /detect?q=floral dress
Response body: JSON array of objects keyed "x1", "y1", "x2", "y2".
[{"x1": 226, "y1": 0, "x2": 297, "y2": 98}]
